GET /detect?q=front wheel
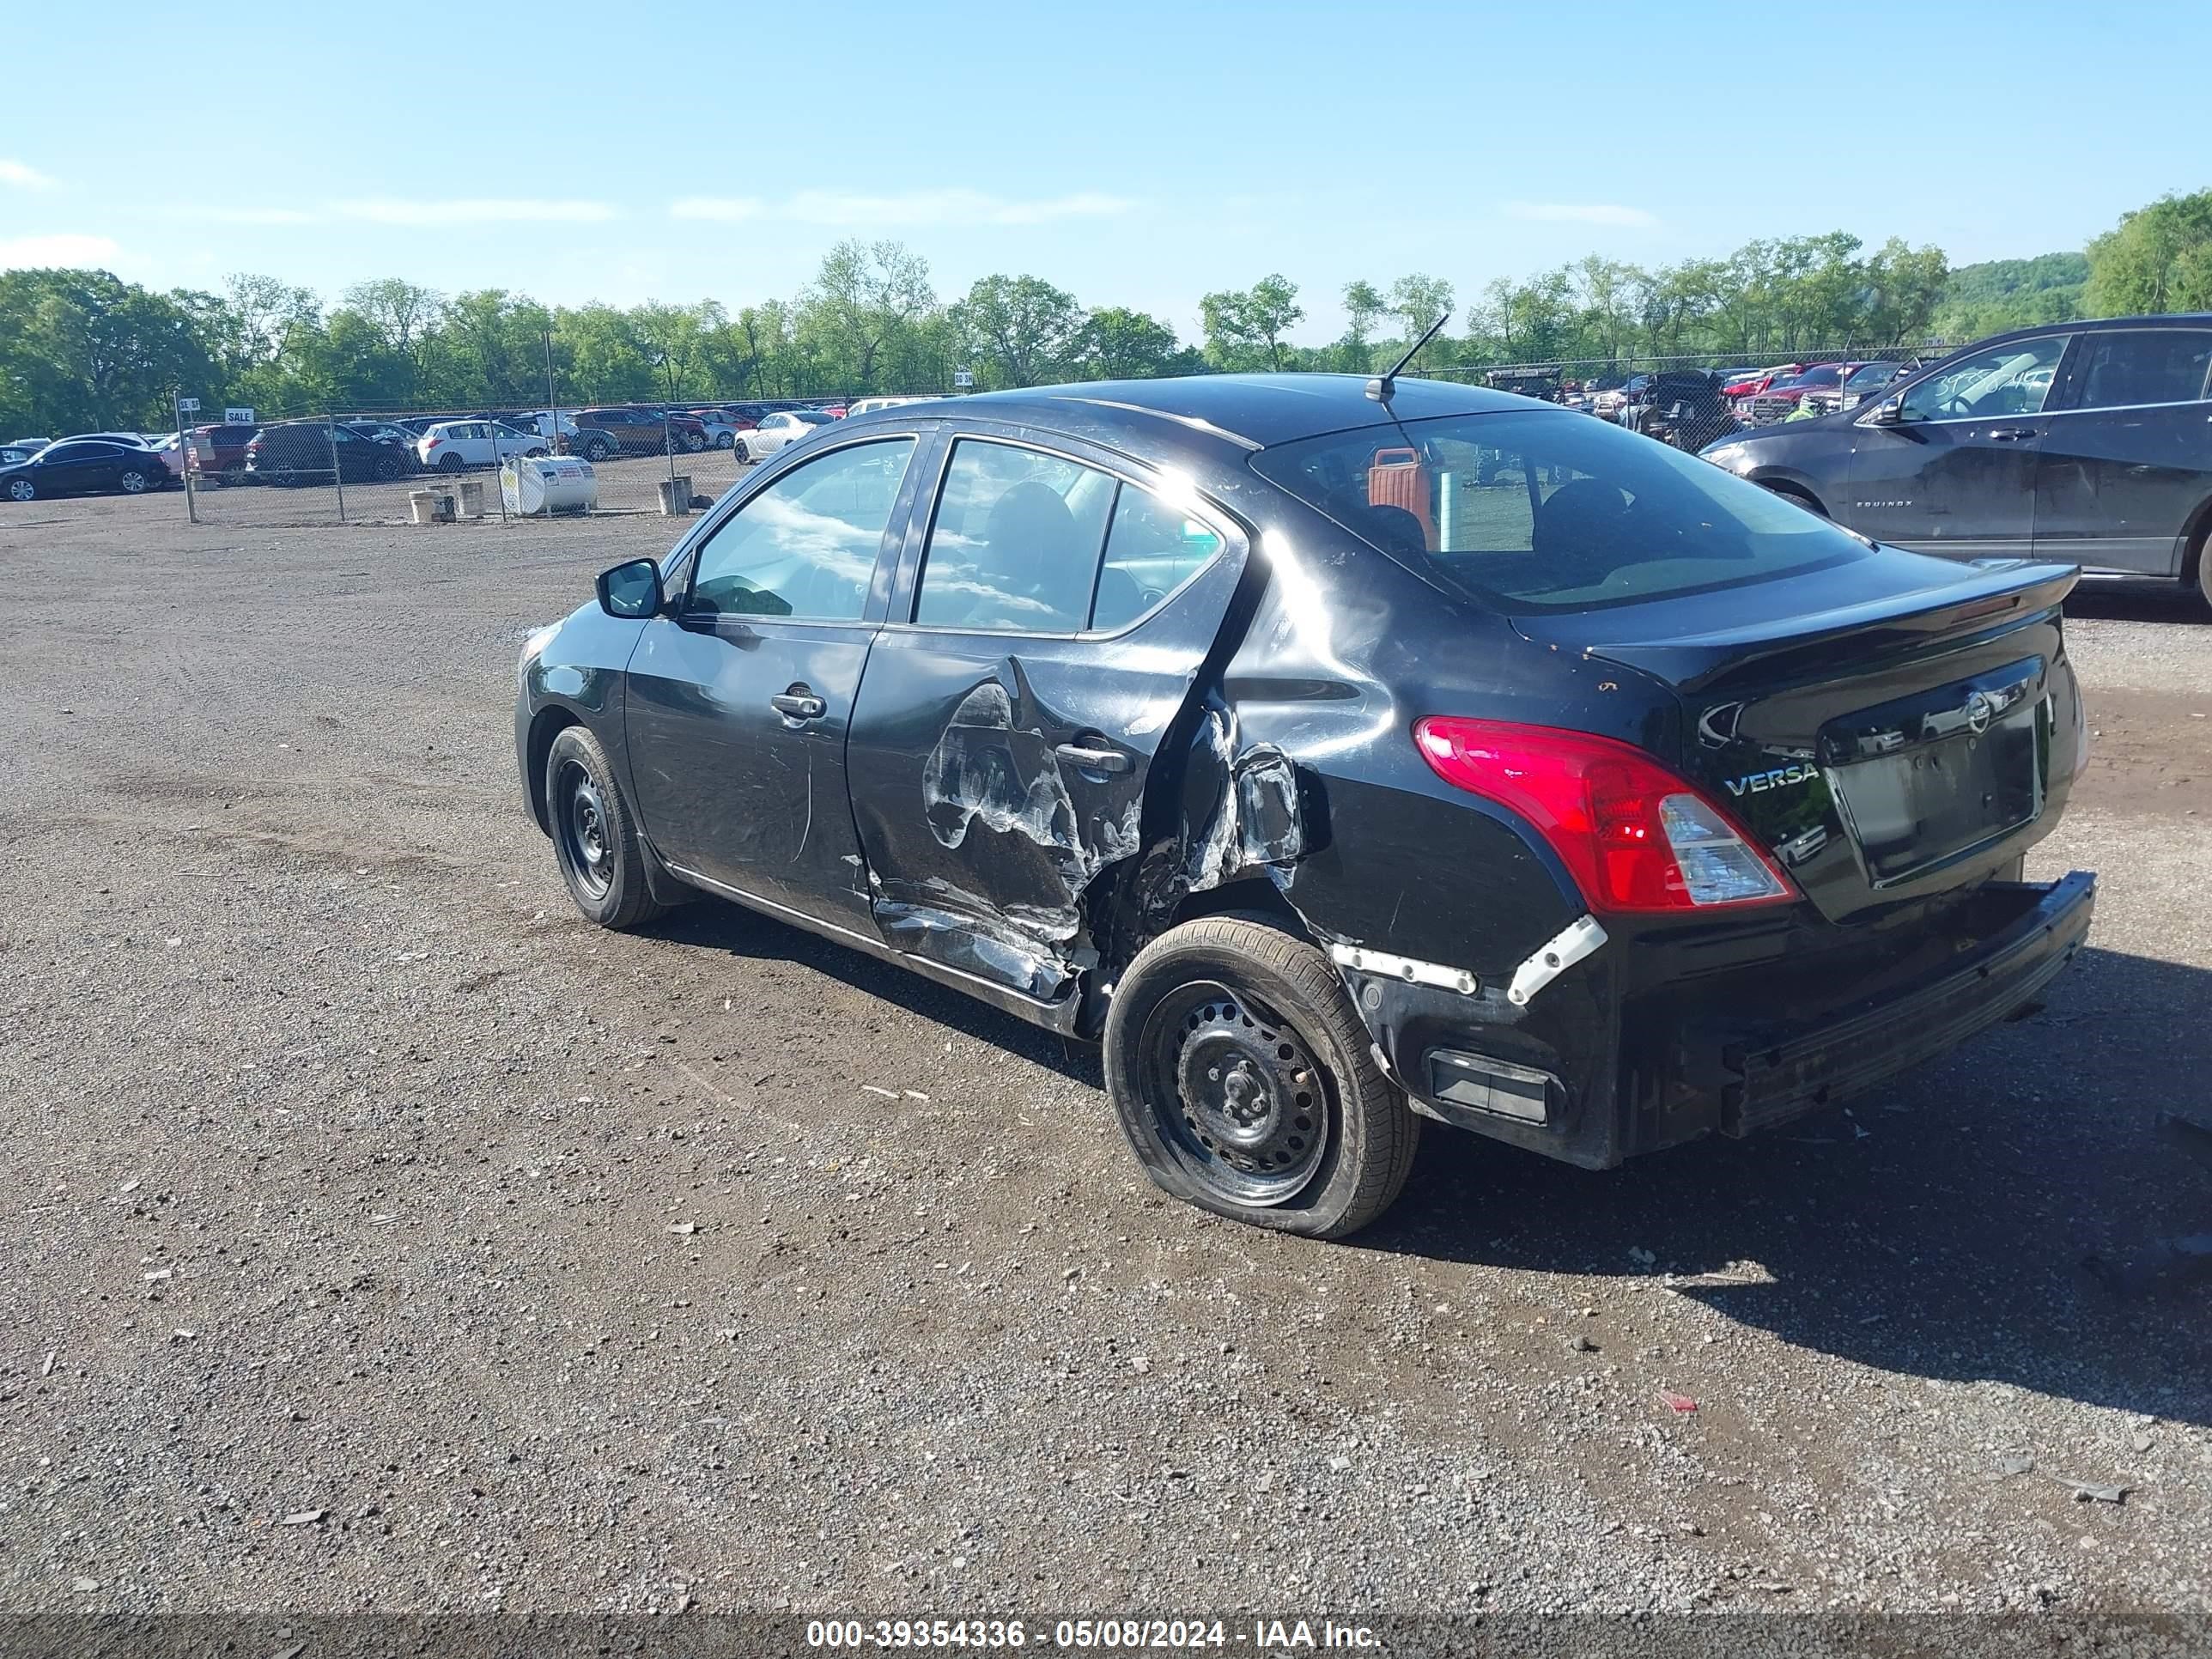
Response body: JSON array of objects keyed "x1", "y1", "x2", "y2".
[
  {"x1": 373, "y1": 452, "x2": 404, "y2": 481},
  {"x1": 584, "y1": 438, "x2": 613, "y2": 462},
  {"x1": 732, "y1": 440, "x2": 750, "y2": 465},
  {"x1": 1103, "y1": 916, "x2": 1419, "y2": 1239},
  {"x1": 544, "y1": 725, "x2": 667, "y2": 929},
  {"x1": 715, "y1": 432, "x2": 735, "y2": 449}
]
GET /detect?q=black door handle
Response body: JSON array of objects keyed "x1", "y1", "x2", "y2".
[
  {"x1": 1985, "y1": 426, "x2": 2038, "y2": 441},
  {"x1": 770, "y1": 691, "x2": 826, "y2": 720},
  {"x1": 1055, "y1": 742, "x2": 1132, "y2": 775}
]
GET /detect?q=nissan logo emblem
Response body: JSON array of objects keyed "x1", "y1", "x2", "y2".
[{"x1": 1964, "y1": 690, "x2": 1993, "y2": 734}]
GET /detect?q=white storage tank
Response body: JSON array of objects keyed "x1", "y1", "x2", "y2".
[{"x1": 501, "y1": 455, "x2": 597, "y2": 516}]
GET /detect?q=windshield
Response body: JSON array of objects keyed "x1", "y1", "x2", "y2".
[
  {"x1": 1844, "y1": 362, "x2": 1896, "y2": 390},
  {"x1": 1250, "y1": 410, "x2": 1869, "y2": 613}
]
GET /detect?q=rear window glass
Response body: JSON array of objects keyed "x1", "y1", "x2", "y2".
[{"x1": 1250, "y1": 410, "x2": 1867, "y2": 613}]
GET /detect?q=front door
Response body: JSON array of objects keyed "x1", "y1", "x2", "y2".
[
  {"x1": 623, "y1": 435, "x2": 924, "y2": 931},
  {"x1": 1844, "y1": 332, "x2": 2071, "y2": 558},
  {"x1": 2033, "y1": 326, "x2": 2212, "y2": 575},
  {"x1": 847, "y1": 432, "x2": 1246, "y2": 1002}
]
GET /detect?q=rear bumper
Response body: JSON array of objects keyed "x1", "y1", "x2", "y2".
[{"x1": 1718, "y1": 871, "x2": 2095, "y2": 1136}]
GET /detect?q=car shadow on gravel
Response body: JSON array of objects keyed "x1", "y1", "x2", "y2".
[
  {"x1": 1360, "y1": 942, "x2": 2212, "y2": 1426},
  {"x1": 653, "y1": 901, "x2": 2210, "y2": 1425},
  {"x1": 2063, "y1": 583, "x2": 2209, "y2": 624}
]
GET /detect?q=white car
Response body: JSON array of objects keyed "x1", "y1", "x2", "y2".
[
  {"x1": 845, "y1": 394, "x2": 943, "y2": 416},
  {"x1": 743, "y1": 409, "x2": 838, "y2": 459},
  {"x1": 416, "y1": 419, "x2": 547, "y2": 472},
  {"x1": 687, "y1": 413, "x2": 744, "y2": 449}
]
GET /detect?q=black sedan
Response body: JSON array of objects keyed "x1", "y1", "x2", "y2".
[
  {"x1": 516, "y1": 374, "x2": 2094, "y2": 1238},
  {"x1": 1701, "y1": 313, "x2": 2212, "y2": 603},
  {"x1": 1, "y1": 437, "x2": 170, "y2": 501}
]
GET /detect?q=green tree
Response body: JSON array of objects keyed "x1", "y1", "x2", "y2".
[
  {"x1": 1199, "y1": 273, "x2": 1304, "y2": 370},
  {"x1": 1386, "y1": 273, "x2": 1455, "y2": 341},
  {"x1": 950, "y1": 274, "x2": 1085, "y2": 388},
  {"x1": 796, "y1": 239, "x2": 935, "y2": 391},
  {"x1": 2085, "y1": 189, "x2": 2212, "y2": 315},
  {"x1": 1073, "y1": 307, "x2": 1197, "y2": 380},
  {"x1": 0, "y1": 269, "x2": 218, "y2": 434}
]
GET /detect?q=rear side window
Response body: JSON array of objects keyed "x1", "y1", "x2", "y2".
[
  {"x1": 2063, "y1": 330, "x2": 2212, "y2": 409},
  {"x1": 1092, "y1": 489, "x2": 1224, "y2": 633},
  {"x1": 688, "y1": 438, "x2": 915, "y2": 622},
  {"x1": 1252, "y1": 410, "x2": 1866, "y2": 614},
  {"x1": 914, "y1": 441, "x2": 1115, "y2": 633}
]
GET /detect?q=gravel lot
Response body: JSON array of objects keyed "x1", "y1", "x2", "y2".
[{"x1": 2, "y1": 493, "x2": 2208, "y2": 1622}]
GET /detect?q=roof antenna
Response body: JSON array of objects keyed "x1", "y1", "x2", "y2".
[{"x1": 1367, "y1": 310, "x2": 1452, "y2": 404}]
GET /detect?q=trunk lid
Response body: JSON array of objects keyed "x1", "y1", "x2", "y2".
[{"x1": 1512, "y1": 552, "x2": 2083, "y2": 922}]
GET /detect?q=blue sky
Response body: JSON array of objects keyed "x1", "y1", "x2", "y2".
[{"x1": 3, "y1": 1, "x2": 2206, "y2": 343}]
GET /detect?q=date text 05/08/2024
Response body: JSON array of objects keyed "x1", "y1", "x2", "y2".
[{"x1": 805, "y1": 1618, "x2": 1382, "y2": 1650}]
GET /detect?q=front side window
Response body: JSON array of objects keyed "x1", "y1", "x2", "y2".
[
  {"x1": 914, "y1": 441, "x2": 1116, "y2": 633},
  {"x1": 1253, "y1": 410, "x2": 1864, "y2": 613},
  {"x1": 687, "y1": 438, "x2": 915, "y2": 623},
  {"x1": 1895, "y1": 336, "x2": 2069, "y2": 423},
  {"x1": 2063, "y1": 329, "x2": 2212, "y2": 410}
]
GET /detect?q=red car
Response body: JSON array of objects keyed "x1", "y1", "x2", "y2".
[
  {"x1": 1720, "y1": 363, "x2": 1803, "y2": 399},
  {"x1": 185, "y1": 422, "x2": 257, "y2": 479},
  {"x1": 1742, "y1": 363, "x2": 1865, "y2": 424}
]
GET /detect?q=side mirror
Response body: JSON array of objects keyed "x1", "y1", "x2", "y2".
[
  {"x1": 596, "y1": 557, "x2": 664, "y2": 619},
  {"x1": 1868, "y1": 397, "x2": 1904, "y2": 425}
]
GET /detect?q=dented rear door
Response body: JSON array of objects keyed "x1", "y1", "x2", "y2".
[{"x1": 847, "y1": 430, "x2": 1249, "y2": 1002}]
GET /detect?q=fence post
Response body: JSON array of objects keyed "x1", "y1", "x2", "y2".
[
  {"x1": 325, "y1": 411, "x2": 347, "y2": 524},
  {"x1": 664, "y1": 404, "x2": 676, "y2": 486},
  {"x1": 174, "y1": 390, "x2": 198, "y2": 526}
]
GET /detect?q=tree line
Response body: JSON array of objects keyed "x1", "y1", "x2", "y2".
[{"x1": 3, "y1": 187, "x2": 2207, "y2": 438}]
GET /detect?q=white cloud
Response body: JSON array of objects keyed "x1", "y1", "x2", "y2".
[
  {"x1": 775, "y1": 189, "x2": 1136, "y2": 228},
  {"x1": 0, "y1": 159, "x2": 57, "y2": 191},
  {"x1": 670, "y1": 196, "x2": 767, "y2": 222},
  {"x1": 181, "y1": 206, "x2": 323, "y2": 226},
  {"x1": 332, "y1": 198, "x2": 620, "y2": 227},
  {"x1": 1505, "y1": 202, "x2": 1658, "y2": 228},
  {"x1": 0, "y1": 232, "x2": 120, "y2": 268}
]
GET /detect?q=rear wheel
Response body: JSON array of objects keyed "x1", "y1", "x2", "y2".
[
  {"x1": 683, "y1": 431, "x2": 706, "y2": 453},
  {"x1": 5, "y1": 476, "x2": 34, "y2": 502},
  {"x1": 372, "y1": 451, "x2": 404, "y2": 482},
  {"x1": 2192, "y1": 521, "x2": 2212, "y2": 611},
  {"x1": 118, "y1": 466, "x2": 151, "y2": 495},
  {"x1": 715, "y1": 431, "x2": 735, "y2": 449},
  {"x1": 437, "y1": 453, "x2": 465, "y2": 473},
  {"x1": 583, "y1": 436, "x2": 613, "y2": 462},
  {"x1": 1103, "y1": 916, "x2": 1419, "y2": 1239},
  {"x1": 544, "y1": 725, "x2": 666, "y2": 930}
]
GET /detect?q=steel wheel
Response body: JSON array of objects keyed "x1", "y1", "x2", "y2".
[
  {"x1": 554, "y1": 757, "x2": 614, "y2": 901},
  {"x1": 1135, "y1": 980, "x2": 1330, "y2": 1206}
]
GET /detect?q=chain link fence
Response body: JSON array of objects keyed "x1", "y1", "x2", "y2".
[{"x1": 171, "y1": 395, "x2": 861, "y2": 527}]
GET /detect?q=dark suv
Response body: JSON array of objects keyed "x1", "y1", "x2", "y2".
[
  {"x1": 572, "y1": 407, "x2": 708, "y2": 456},
  {"x1": 516, "y1": 374, "x2": 2093, "y2": 1239},
  {"x1": 1702, "y1": 315, "x2": 2212, "y2": 603}
]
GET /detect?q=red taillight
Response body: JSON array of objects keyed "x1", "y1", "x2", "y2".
[
  {"x1": 425, "y1": 436, "x2": 442, "y2": 449},
  {"x1": 1413, "y1": 718, "x2": 1796, "y2": 915}
]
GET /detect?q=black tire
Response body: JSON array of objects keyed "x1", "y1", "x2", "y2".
[
  {"x1": 117, "y1": 466, "x2": 152, "y2": 495},
  {"x1": 1760, "y1": 479, "x2": 1828, "y2": 518},
  {"x1": 437, "y1": 452, "x2": 465, "y2": 473},
  {"x1": 732, "y1": 440, "x2": 749, "y2": 465},
  {"x1": 1103, "y1": 915, "x2": 1419, "y2": 1239},
  {"x1": 682, "y1": 431, "x2": 705, "y2": 453},
  {"x1": 2192, "y1": 522, "x2": 2212, "y2": 612},
  {"x1": 5, "y1": 476, "x2": 35, "y2": 502},
  {"x1": 543, "y1": 725, "x2": 667, "y2": 930},
  {"x1": 373, "y1": 451, "x2": 404, "y2": 482},
  {"x1": 585, "y1": 438, "x2": 613, "y2": 462},
  {"x1": 715, "y1": 432, "x2": 735, "y2": 449}
]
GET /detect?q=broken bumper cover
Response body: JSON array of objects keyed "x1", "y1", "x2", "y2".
[{"x1": 1720, "y1": 871, "x2": 2096, "y2": 1137}]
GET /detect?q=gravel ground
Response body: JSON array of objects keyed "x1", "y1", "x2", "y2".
[{"x1": 1, "y1": 495, "x2": 2208, "y2": 1621}]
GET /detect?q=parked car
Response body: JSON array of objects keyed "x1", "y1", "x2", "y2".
[
  {"x1": 571, "y1": 407, "x2": 700, "y2": 456},
  {"x1": 1741, "y1": 363, "x2": 1859, "y2": 425},
  {"x1": 1808, "y1": 359, "x2": 1912, "y2": 416},
  {"x1": 416, "y1": 419, "x2": 548, "y2": 472},
  {"x1": 245, "y1": 420, "x2": 413, "y2": 484},
  {"x1": 515, "y1": 373, "x2": 2094, "y2": 1239},
  {"x1": 185, "y1": 423, "x2": 256, "y2": 480},
  {"x1": 342, "y1": 421, "x2": 424, "y2": 465},
  {"x1": 741, "y1": 409, "x2": 836, "y2": 458},
  {"x1": 2, "y1": 436, "x2": 171, "y2": 500},
  {"x1": 1620, "y1": 370, "x2": 1740, "y2": 452},
  {"x1": 1720, "y1": 363, "x2": 1803, "y2": 402},
  {"x1": 9, "y1": 435, "x2": 52, "y2": 451},
  {"x1": 684, "y1": 411, "x2": 745, "y2": 449},
  {"x1": 1700, "y1": 314, "x2": 2212, "y2": 601},
  {"x1": 144, "y1": 432, "x2": 185, "y2": 477},
  {"x1": 845, "y1": 395, "x2": 946, "y2": 418},
  {"x1": 0, "y1": 445, "x2": 36, "y2": 466}
]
